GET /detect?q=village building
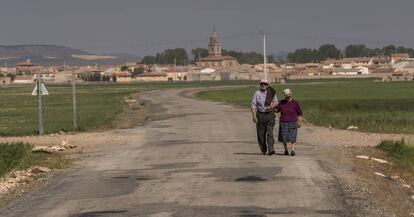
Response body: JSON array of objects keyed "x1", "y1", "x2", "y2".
[
  {"x1": 136, "y1": 72, "x2": 168, "y2": 81},
  {"x1": 371, "y1": 57, "x2": 391, "y2": 66},
  {"x1": 391, "y1": 53, "x2": 410, "y2": 64},
  {"x1": 197, "y1": 31, "x2": 239, "y2": 68},
  {"x1": 389, "y1": 72, "x2": 410, "y2": 81},
  {"x1": 13, "y1": 75, "x2": 35, "y2": 84},
  {"x1": 114, "y1": 72, "x2": 132, "y2": 83},
  {"x1": 54, "y1": 71, "x2": 75, "y2": 83},
  {"x1": 371, "y1": 65, "x2": 394, "y2": 74},
  {"x1": 16, "y1": 59, "x2": 42, "y2": 75},
  {"x1": 164, "y1": 66, "x2": 192, "y2": 81}
]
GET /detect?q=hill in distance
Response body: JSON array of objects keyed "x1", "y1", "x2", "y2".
[{"x1": 0, "y1": 45, "x2": 140, "y2": 66}]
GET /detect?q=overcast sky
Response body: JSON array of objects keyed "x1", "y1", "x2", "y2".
[{"x1": 1, "y1": 0, "x2": 413, "y2": 56}]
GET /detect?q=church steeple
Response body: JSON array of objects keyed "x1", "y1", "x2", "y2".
[{"x1": 208, "y1": 28, "x2": 221, "y2": 57}]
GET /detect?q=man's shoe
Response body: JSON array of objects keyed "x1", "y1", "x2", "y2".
[
  {"x1": 268, "y1": 151, "x2": 275, "y2": 156},
  {"x1": 284, "y1": 150, "x2": 289, "y2": 156},
  {"x1": 290, "y1": 151, "x2": 296, "y2": 156}
]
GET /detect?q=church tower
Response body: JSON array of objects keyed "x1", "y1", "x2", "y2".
[{"x1": 208, "y1": 30, "x2": 221, "y2": 57}]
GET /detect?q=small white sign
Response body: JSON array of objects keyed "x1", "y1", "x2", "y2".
[{"x1": 32, "y1": 82, "x2": 49, "y2": 96}]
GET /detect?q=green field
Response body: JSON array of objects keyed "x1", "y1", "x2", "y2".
[
  {"x1": 0, "y1": 81, "x2": 255, "y2": 136},
  {"x1": 378, "y1": 139, "x2": 414, "y2": 169},
  {"x1": 0, "y1": 142, "x2": 47, "y2": 177},
  {"x1": 197, "y1": 80, "x2": 414, "y2": 134},
  {"x1": 0, "y1": 142, "x2": 68, "y2": 177}
]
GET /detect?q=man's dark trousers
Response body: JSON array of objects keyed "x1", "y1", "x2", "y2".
[{"x1": 256, "y1": 111, "x2": 275, "y2": 153}]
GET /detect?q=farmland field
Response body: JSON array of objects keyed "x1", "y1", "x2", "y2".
[
  {"x1": 0, "y1": 142, "x2": 68, "y2": 178},
  {"x1": 197, "y1": 80, "x2": 414, "y2": 134},
  {"x1": 0, "y1": 81, "x2": 255, "y2": 136}
]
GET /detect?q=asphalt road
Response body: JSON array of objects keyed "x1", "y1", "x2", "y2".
[{"x1": 1, "y1": 89, "x2": 347, "y2": 217}]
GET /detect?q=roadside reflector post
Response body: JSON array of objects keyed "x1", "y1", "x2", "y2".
[{"x1": 37, "y1": 72, "x2": 44, "y2": 135}]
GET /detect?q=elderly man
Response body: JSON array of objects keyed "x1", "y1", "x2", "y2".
[{"x1": 251, "y1": 79, "x2": 278, "y2": 155}]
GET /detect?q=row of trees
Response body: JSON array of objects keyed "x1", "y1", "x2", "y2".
[
  {"x1": 287, "y1": 44, "x2": 414, "y2": 63},
  {"x1": 344, "y1": 45, "x2": 414, "y2": 58},
  {"x1": 140, "y1": 47, "x2": 272, "y2": 65},
  {"x1": 139, "y1": 44, "x2": 414, "y2": 65},
  {"x1": 0, "y1": 73, "x2": 16, "y2": 81},
  {"x1": 121, "y1": 65, "x2": 145, "y2": 77},
  {"x1": 140, "y1": 48, "x2": 189, "y2": 65},
  {"x1": 79, "y1": 73, "x2": 116, "y2": 82}
]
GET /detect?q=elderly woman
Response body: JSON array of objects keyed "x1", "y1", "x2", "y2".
[{"x1": 276, "y1": 89, "x2": 303, "y2": 156}]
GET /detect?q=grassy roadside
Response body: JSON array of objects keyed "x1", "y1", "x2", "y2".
[
  {"x1": 197, "y1": 80, "x2": 414, "y2": 134},
  {"x1": 0, "y1": 142, "x2": 66, "y2": 177},
  {"x1": 0, "y1": 81, "x2": 255, "y2": 136},
  {"x1": 377, "y1": 139, "x2": 414, "y2": 169}
]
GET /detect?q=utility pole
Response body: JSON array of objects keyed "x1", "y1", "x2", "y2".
[
  {"x1": 260, "y1": 30, "x2": 269, "y2": 80},
  {"x1": 68, "y1": 61, "x2": 78, "y2": 130},
  {"x1": 37, "y1": 72, "x2": 44, "y2": 135}
]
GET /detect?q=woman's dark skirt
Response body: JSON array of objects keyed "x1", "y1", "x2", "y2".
[{"x1": 278, "y1": 121, "x2": 299, "y2": 144}]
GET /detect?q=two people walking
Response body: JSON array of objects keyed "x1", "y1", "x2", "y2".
[{"x1": 251, "y1": 79, "x2": 302, "y2": 156}]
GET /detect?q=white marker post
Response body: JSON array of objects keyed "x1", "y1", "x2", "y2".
[{"x1": 32, "y1": 72, "x2": 49, "y2": 135}]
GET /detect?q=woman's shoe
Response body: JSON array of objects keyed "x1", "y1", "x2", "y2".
[
  {"x1": 268, "y1": 151, "x2": 275, "y2": 156},
  {"x1": 284, "y1": 150, "x2": 289, "y2": 156},
  {"x1": 290, "y1": 151, "x2": 295, "y2": 156}
]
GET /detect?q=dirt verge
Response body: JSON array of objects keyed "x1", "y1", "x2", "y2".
[
  {"x1": 319, "y1": 146, "x2": 414, "y2": 216},
  {"x1": 0, "y1": 92, "x2": 152, "y2": 206}
]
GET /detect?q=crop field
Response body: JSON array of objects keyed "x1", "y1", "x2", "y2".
[
  {"x1": 197, "y1": 80, "x2": 414, "y2": 134},
  {"x1": 0, "y1": 81, "x2": 255, "y2": 136},
  {"x1": 0, "y1": 142, "x2": 68, "y2": 178}
]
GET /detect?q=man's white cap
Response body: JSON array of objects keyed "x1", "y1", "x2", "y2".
[
  {"x1": 260, "y1": 79, "x2": 269, "y2": 84},
  {"x1": 283, "y1": 88, "x2": 292, "y2": 96}
]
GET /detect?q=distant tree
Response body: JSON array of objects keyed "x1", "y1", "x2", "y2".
[
  {"x1": 286, "y1": 43, "x2": 414, "y2": 63},
  {"x1": 120, "y1": 66, "x2": 129, "y2": 71},
  {"x1": 94, "y1": 73, "x2": 102, "y2": 81},
  {"x1": 82, "y1": 72, "x2": 102, "y2": 82},
  {"x1": 370, "y1": 48, "x2": 382, "y2": 56},
  {"x1": 222, "y1": 49, "x2": 264, "y2": 64},
  {"x1": 273, "y1": 55, "x2": 287, "y2": 64},
  {"x1": 140, "y1": 55, "x2": 156, "y2": 64},
  {"x1": 141, "y1": 48, "x2": 189, "y2": 65},
  {"x1": 104, "y1": 75, "x2": 111, "y2": 82},
  {"x1": 191, "y1": 48, "x2": 209, "y2": 63},
  {"x1": 382, "y1": 45, "x2": 397, "y2": 56},
  {"x1": 318, "y1": 44, "x2": 341, "y2": 59},
  {"x1": 287, "y1": 48, "x2": 320, "y2": 63},
  {"x1": 345, "y1": 44, "x2": 370, "y2": 57},
  {"x1": 131, "y1": 67, "x2": 144, "y2": 78},
  {"x1": 79, "y1": 73, "x2": 88, "y2": 81},
  {"x1": 159, "y1": 48, "x2": 189, "y2": 65}
]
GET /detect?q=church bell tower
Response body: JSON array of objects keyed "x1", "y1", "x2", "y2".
[{"x1": 208, "y1": 28, "x2": 222, "y2": 57}]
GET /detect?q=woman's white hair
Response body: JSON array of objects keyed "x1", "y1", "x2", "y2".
[{"x1": 283, "y1": 88, "x2": 292, "y2": 97}]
